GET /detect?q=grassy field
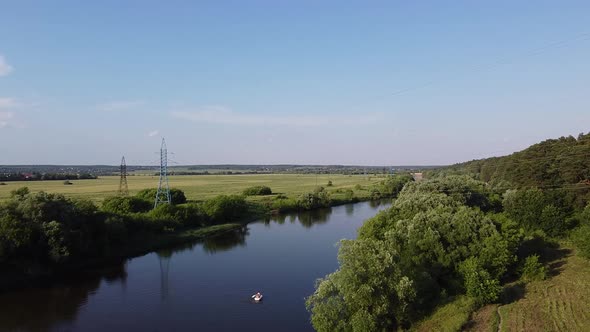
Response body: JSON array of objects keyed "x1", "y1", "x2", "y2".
[
  {"x1": 493, "y1": 245, "x2": 590, "y2": 332},
  {"x1": 417, "y1": 244, "x2": 590, "y2": 332},
  {"x1": 413, "y1": 296, "x2": 477, "y2": 332},
  {"x1": 0, "y1": 174, "x2": 383, "y2": 203}
]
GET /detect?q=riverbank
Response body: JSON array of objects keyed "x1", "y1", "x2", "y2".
[
  {"x1": 0, "y1": 193, "x2": 391, "y2": 293},
  {"x1": 0, "y1": 173, "x2": 414, "y2": 293},
  {"x1": 0, "y1": 223, "x2": 244, "y2": 292}
]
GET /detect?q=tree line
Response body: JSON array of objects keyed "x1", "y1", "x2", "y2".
[{"x1": 0, "y1": 172, "x2": 97, "y2": 182}]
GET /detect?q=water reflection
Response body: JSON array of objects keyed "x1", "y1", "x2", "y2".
[
  {"x1": 0, "y1": 263, "x2": 127, "y2": 331},
  {"x1": 345, "y1": 203, "x2": 355, "y2": 216},
  {"x1": 0, "y1": 200, "x2": 393, "y2": 332},
  {"x1": 298, "y1": 208, "x2": 332, "y2": 228},
  {"x1": 202, "y1": 226, "x2": 249, "y2": 254}
]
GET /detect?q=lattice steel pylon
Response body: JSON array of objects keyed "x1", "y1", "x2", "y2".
[
  {"x1": 118, "y1": 156, "x2": 129, "y2": 196},
  {"x1": 154, "y1": 138, "x2": 171, "y2": 208}
]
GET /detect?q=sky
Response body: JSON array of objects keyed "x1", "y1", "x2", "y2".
[{"x1": 1, "y1": 1, "x2": 589, "y2": 166}]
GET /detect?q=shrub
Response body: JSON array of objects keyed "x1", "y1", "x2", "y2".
[
  {"x1": 344, "y1": 189, "x2": 356, "y2": 202},
  {"x1": 136, "y1": 188, "x2": 187, "y2": 205},
  {"x1": 571, "y1": 204, "x2": 590, "y2": 259},
  {"x1": 102, "y1": 196, "x2": 152, "y2": 214},
  {"x1": 242, "y1": 185, "x2": 272, "y2": 196},
  {"x1": 459, "y1": 257, "x2": 501, "y2": 305},
  {"x1": 520, "y1": 254, "x2": 546, "y2": 282},
  {"x1": 201, "y1": 195, "x2": 248, "y2": 223},
  {"x1": 327, "y1": 180, "x2": 333, "y2": 187},
  {"x1": 297, "y1": 187, "x2": 331, "y2": 210}
]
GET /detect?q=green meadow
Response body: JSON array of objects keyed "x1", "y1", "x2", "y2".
[{"x1": 0, "y1": 173, "x2": 383, "y2": 203}]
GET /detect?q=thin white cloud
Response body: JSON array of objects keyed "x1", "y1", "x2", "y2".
[
  {"x1": 171, "y1": 106, "x2": 381, "y2": 127},
  {"x1": 148, "y1": 130, "x2": 159, "y2": 137},
  {"x1": 0, "y1": 55, "x2": 13, "y2": 76},
  {"x1": 0, "y1": 97, "x2": 20, "y2": 109},
  {"x1": 97, "y1": 100, "x2": 145, "y2": 112},
  {"x1": 0, "y1": 111, "x2": 14, "y2": 128}
]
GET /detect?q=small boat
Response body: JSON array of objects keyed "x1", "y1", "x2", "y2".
[{"x1": 251, "y1": 293, "x2": 263, "y2": 301}]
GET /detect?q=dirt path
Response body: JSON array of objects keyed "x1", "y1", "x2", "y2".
[{"x1": 496, "y1": 305, "x2": 503, "y2": 332}]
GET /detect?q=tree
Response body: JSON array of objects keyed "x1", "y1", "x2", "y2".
[
  {"x1": 135, "y1": 188, "x2": 187, "y2": 205},
  {"x1": 459, "y1": 257, "x2": 501, "y2": 305}
]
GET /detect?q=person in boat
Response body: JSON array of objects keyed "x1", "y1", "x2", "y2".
[{"x1": 253, "y1": 292, "x2": 262, "y2": 299}]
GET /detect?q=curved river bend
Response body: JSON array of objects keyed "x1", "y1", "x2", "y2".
[{"x1": 0, "y1": 200, "x2": 391, "y2": 332}]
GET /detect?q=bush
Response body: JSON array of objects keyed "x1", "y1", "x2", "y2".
[
  {"x1": 571, "y1": 205, "x2": 590, "y2": 259},
  {"x1": 327, "y1": 180, "x2": 333, "y2": 187},
  {"x1": 201, "y1": 195, "x2": 248, "y2": 223},
  {"x1": 242, "y1": 186, "x2": 272, "y2": 196},
  {"x1": 459, "y1": 257, "x2": 501, "y2": 306},
  {"x1": 102, "y1": 196, "x2": 152, "y2": 214},
  {"x1": 135, "y1": 188, "x2": 187, "y2": 205},
  {"x1": 520, "y1": 254, "x2": 546, "y2": 282},
  {"x1": 297, "y1": 187, "x2": 331, "y2": 210}
]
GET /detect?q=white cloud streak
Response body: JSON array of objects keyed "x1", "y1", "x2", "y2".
[
  {"x1": 148, "y1": 130, "x2": 159, "y2": 137},
  {"x1": 0, "y1": 97, "x2": 20, "y2": 109},
  {"x1": 171, "y1": 106, "x2": 381, "y2": 127},
  {"x1": 97, "y1": 100, "x2": 145, "y2": 112},
  {"x1": 0, "y1": 55, "x2": 13, "y2": 76},
  {"x1": 0, "y1": 111, "x2": 14, "y2": 128}
]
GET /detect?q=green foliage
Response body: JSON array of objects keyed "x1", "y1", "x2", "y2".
[
  {"x1": 306, "y1": 238, "x2": 414, "y2": 331},
  {"x1": 297, "y1": 187, "x2": 331, "y2": 210},
  {"x1": 520, "y1": 254, "x2": 547, "y2": 282},
  {"x1": 135, "y1": 188, "x2": 187, "y2": 205},
  {"x1": 571, "y1": 205, "x2": 590, "y2": 259},
  {"x1": 310, "y1": 176, "x2": 518, "y2": 330},
  {"x1": 459, "y1": 257, "x2": 501, "y2": 306},
  {"x1": 344, "y1": 189, "x2": 356, "y2": 202},
  {"x1": 377, "y1": 173, "x2": 414, "y2": 197},
  {"x1": 101, "y1": 196, "x2": 152, "y2": 214},
  {"x1": 201, "y1": 195, "x2": 248, "y2": 223},
  {"x1": 438, "y1": 133, "x2": 590, "y2": 187},
  {"x1": 42, "y1": 221, "x2": 70, "y2": 262},
  {"x1": 0, "y1": 188, "x2": 105, "y2": 263},
  {"x1": 242, "y1": 185, "x2": 272, "y2": 196},
  {"x1": 503, "y1": 189, "x2": 573, "y2": 236},
  {"x1": 327, "y1": 180, "x2": 333, "y2": 187}
]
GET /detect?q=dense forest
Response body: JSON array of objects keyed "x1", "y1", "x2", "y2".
[
  {"x1": 429, "y1": 133, "x2": 590, "y2": 202},
  {"x1": 306, "y1": 133, "x2": 590, "y2": 331}
]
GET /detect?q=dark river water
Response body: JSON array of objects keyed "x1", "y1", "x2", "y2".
[{"x1": 0, "y1": 200, "x2": 391, "y2": 332}]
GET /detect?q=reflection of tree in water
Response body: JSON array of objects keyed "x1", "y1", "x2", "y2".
[
  {"x1": 298, "y1": 207, "x2": 333, "y2": 228},
  {"x1": 345, "y1": 203, "x2": 355, "y2": 216},
  {"x1": 369, "y1": 198, "x2": 390, "y2": 208},
  {"x1": 202, "y1": 226, "x2": 249, "y2": 254},
  {"x1": 0, "y1": 262, "x2": 127, "y2": 331},
  {"x1": 270, "y1": 213, "x2": 287, "y2": 224}
]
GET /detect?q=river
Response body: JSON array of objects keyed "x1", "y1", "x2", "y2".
[{"x1": 0, "y1": 200, "x2": 391, "y2": 332}]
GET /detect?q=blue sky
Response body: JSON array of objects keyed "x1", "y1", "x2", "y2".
[{"x1": 1, "y1": 1, "x2": 589, "y2": 165}]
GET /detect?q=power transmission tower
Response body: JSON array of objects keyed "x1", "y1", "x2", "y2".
[
  {"x1": 118, "y1": 156, "x2": 129, "y2": 196},
  {"x1": 154, "y1": 138, "x2": 171, "y2": 208}
]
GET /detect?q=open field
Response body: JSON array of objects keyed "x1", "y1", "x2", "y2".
[
  {"x1": 494, "y1": 246, "x2": 590, "y2": 332},
  {"x1": 0, "y1": 174, "x2": 383, "y2": 203},
  {"x1": 414, "y1": 244, "x2": 590, "y2": 332}
]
